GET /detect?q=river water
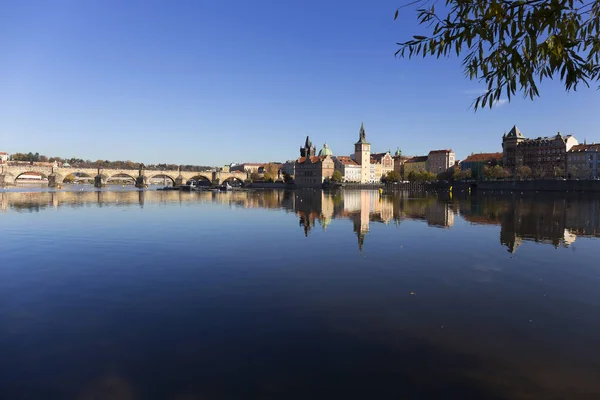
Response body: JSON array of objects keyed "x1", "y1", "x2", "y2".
[{"x1": 1, "y1": 187, "x2": 600, "y2": 399}]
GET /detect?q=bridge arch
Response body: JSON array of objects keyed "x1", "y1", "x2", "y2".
[
  {"x1": 106, "y1": 173, "x2": 137, "y2": 183},
  {"x1": 146, "y1": 174, "x2": 176, "y2": 185},
  {"x1": 15, "y1": 171, "x2": 48, "y2": 181},
  {"x1": 62, "y1": 171, "x2": 95, "y2": 183},
  {"x1": 190, "y1": 175, "x2": 212, "y2": 186},
  {"x1": 221, "y1": 176, "x2": 245, "y2": 186}
]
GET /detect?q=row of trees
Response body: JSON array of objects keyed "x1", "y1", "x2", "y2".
[{"x1": 407, "y1": 170, "x2": 437, "y2": 182}]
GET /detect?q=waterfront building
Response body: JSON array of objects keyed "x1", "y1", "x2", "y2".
[
  {"x1": 282, "y1": 160, "x2": 296, "y2": 177},
  {"x1": 427, "y1": 149, "x2": 455, "y2": 175},
  {"x1": 460, "y1": 152, "x2": 503, "y2": 179},
  {"x1": 502, "y1": 125, "x2": 525, "y2": 169},
  {"x1": 403, "y1": 156, "x2": 428, "y2": 176},
  {"x1": 295, "y1": 156, "x2": 335, "y2": 187},
  {"x1": 371, "y1": 151, "x2": 394, "y2": 180},
  {"x1": 354, "y1": 122, "x2": 371, "y2": 183},
  {"x1": 502, "y1": 125, "x2": 579, "y2": 177},
  {"x1": 295, "y1": 140, "x2": 334, "y2": 187},
  {"x1": 333, "y1": 156, "x2": 361, "y2": 182},
  {"x1": 0, "y1": 152, "x2": 8, "y2": 163},
  {"x1": 567, "y1": 143, "x2": 600, "y2": 179}
]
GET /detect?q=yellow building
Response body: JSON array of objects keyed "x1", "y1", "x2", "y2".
[{"x1": 403, "y1": 156, "x2": 428, "y2": 177}]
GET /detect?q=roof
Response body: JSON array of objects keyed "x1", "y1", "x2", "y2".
[
  {"x1": 296, "y1": 156, "x2": 328, "y2": 164},
  {"x1": 335, "y1": 156, "x2": 358, "y2": 165},
  {"x1": 0, "y1": 152, "x2": 8, "y2": 155},
  {"x1": 506, "y1": 125, "x2": 524, "y2": 138},
  {"x1": 370, "y1": 152, "x2": 390, "y2": 163},
  {"x1": 355, "y1": 122, "x2": 369, "y2": 144},
  {"x1": 428, "y1": 149, "x2": 453, "y2": 155},
  {"x1": 318, "y1": 143, "x2": 333, "y2": 156},
  {"x1": 568, "y1": 143, "x2": 600, "y2": 152},
  {"x1": 462, "y1": 152, "x2": 503, "y2": 163},
  {"x1": 405, "y1": 156, "x2": 428, "y2": 163}
]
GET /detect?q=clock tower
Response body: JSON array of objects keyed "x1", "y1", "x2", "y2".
[{"x1": 354, "y1": 122, "x2": 371, "y2": 183}]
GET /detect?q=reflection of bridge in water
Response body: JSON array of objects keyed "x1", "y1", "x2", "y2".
[{"x1": 2, "y1": 189, "x2": 599, "y2": 252}]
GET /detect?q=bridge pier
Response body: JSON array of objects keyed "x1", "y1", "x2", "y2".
[
  {"x1": 135, "y1": 176, "x2": 147, "y2": 188},
  {"x1": 175, "y1": 174, "x2": 184, "y2": 187},
  {"x1": 94, "y1": 175, "x2": 106, "y2": 188},
  {"x1": 0, "y1": 173, "x2": 15, "y2": 187},
  {"x1": 48, "y1": 174, "x2": 59, "y2": 188}
]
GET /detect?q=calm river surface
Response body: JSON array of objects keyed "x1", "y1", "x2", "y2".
[{"x1": 2, "y1": 187, "x2": 600, "y2": 399}]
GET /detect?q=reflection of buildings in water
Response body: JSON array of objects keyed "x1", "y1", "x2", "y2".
[
  {"x1": 458, "y1": 196, "x2": 600, "y2": 253},
  {"x1": 500, "y1": 199, "x2": 572, "y2": 252}
]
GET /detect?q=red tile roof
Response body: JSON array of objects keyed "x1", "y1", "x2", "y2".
[
  {"x1": 462, "y1": 152, "x2": 503, "y2": 163},
  {"x1": 335, "y1": 156, "x2": 358, "y2": 165},
  {"x1": 297, "y1": 156, "x2": 328, "y2": 164},
  {"x1": 0, "y1": 152, "x2": 8, "y2": 155},
  {"x1": 569, "y1": 144, "x2": 600, "y2": 152}
]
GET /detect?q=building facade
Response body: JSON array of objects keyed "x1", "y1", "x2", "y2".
[
  {"x1": 502, "y1": 125, "x2": 525, "y2": 169},
  {"x1": 516, "y1": 133, "x2": 578, "y2": 177},
  {"x1": 502, "y1": 125, "x2": 579, "y2": 177},
  {"x1": 403, "y1": 156, "x2": 428, "y2": 176},
  {"x1": 295, "y1": 156, "x2": 335, "y2": 187},
  {"x1": 371, "y1": 152, "x2": 394, "y2": 180},
  {"x1": 334, "y1": 156, "x2": 361, "y2": 182},
  {"x1": 282, "y1": 160, "x2": 296, "y2": 177},
  {"x1": 427, "y1": 149, "x2": 455, "y2": 175},
  {"x1": 460, "y1": 152, "x2": 503, "y2": 179},
  {"x1": 567, "y1": 144, "x2": 600, "y2": 179},
  {"x1": 0, "y1": 152, "x2": 8, "y2": 163},
  {"x1": 354, "y1": 123, "x2": 371, "y2": 183}
]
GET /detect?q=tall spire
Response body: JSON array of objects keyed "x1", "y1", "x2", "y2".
[{"x1": 355, "y1": 122, "x2": 369, "y2": 144}]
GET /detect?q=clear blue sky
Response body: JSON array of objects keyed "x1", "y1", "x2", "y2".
[{"x1": 1, "y1": 0, "x2": 599, "y2": 166}]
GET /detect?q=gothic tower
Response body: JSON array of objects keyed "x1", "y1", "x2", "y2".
[
  {"x1": 354, "y1": 122, "x2": 371, "y2": 183},
  {"x1": 300, "y1": 136, "x2": 316, "y2": 158}
]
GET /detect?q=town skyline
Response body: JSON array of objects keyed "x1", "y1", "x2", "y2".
[{"x1": 2, "y1": 1, "x2": 600, "y2": 166}]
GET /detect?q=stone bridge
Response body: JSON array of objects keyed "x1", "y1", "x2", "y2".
[{"x1": 0, "y1": 163, "x2": 249, "y2": 188}]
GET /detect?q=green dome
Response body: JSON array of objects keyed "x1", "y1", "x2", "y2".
[
  {"x1": 394, "y1": 147, "x2": 402, "y2": 157},
  {"x1": 318, "y1": 143, "x2": 333, "y2": 156}
]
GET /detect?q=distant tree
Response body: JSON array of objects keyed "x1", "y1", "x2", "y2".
[
  {"x1": 407, "y1": 170, "x2": 418, "y2": 182},
  {"x1": 250, "y1": 172, "x2": 261, "y2": 182},
  {"x1": 385, "y1": 170, "x2": 401, "y2": 183},
  {"x1": 283, "y1": 172, "x2": 294, "y2": 184},
  {"x1": 263, "y1": 163, "x2": 280, "y2": 182},
  {"x1": 555, "y1": 167, "x2": 565, "y2": 178},
  {"x1": 331, "y1": 170, "x2": 343, "y2": 183},
  {"x1": 517, "y1": 165, "x2": 532, "y2": 180},
  {"x1": 39, "y1": 155, "x2": 48, "y2": 162}
]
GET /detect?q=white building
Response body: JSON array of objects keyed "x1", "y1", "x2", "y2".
[
  {"x1": 0, "y1": 152, "x2": 8, "y2": 163},
  {"x1": 567, "y1": 143, "x2": 600, "y2": 179},
  {"x1": 427, "y1": 149, "x2": 456, "y2": 175},
  {"x1": 334, "y1": 156, "x2": 361, "y2": 182}
]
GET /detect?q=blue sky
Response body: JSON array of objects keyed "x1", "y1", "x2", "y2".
[{"x1": 1, "y1": 0, "x2": 599, "y2": 166}]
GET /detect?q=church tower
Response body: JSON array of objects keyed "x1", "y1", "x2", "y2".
[{"x1": 354, "y1": 122, "x2": 371, "y2": 183}]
